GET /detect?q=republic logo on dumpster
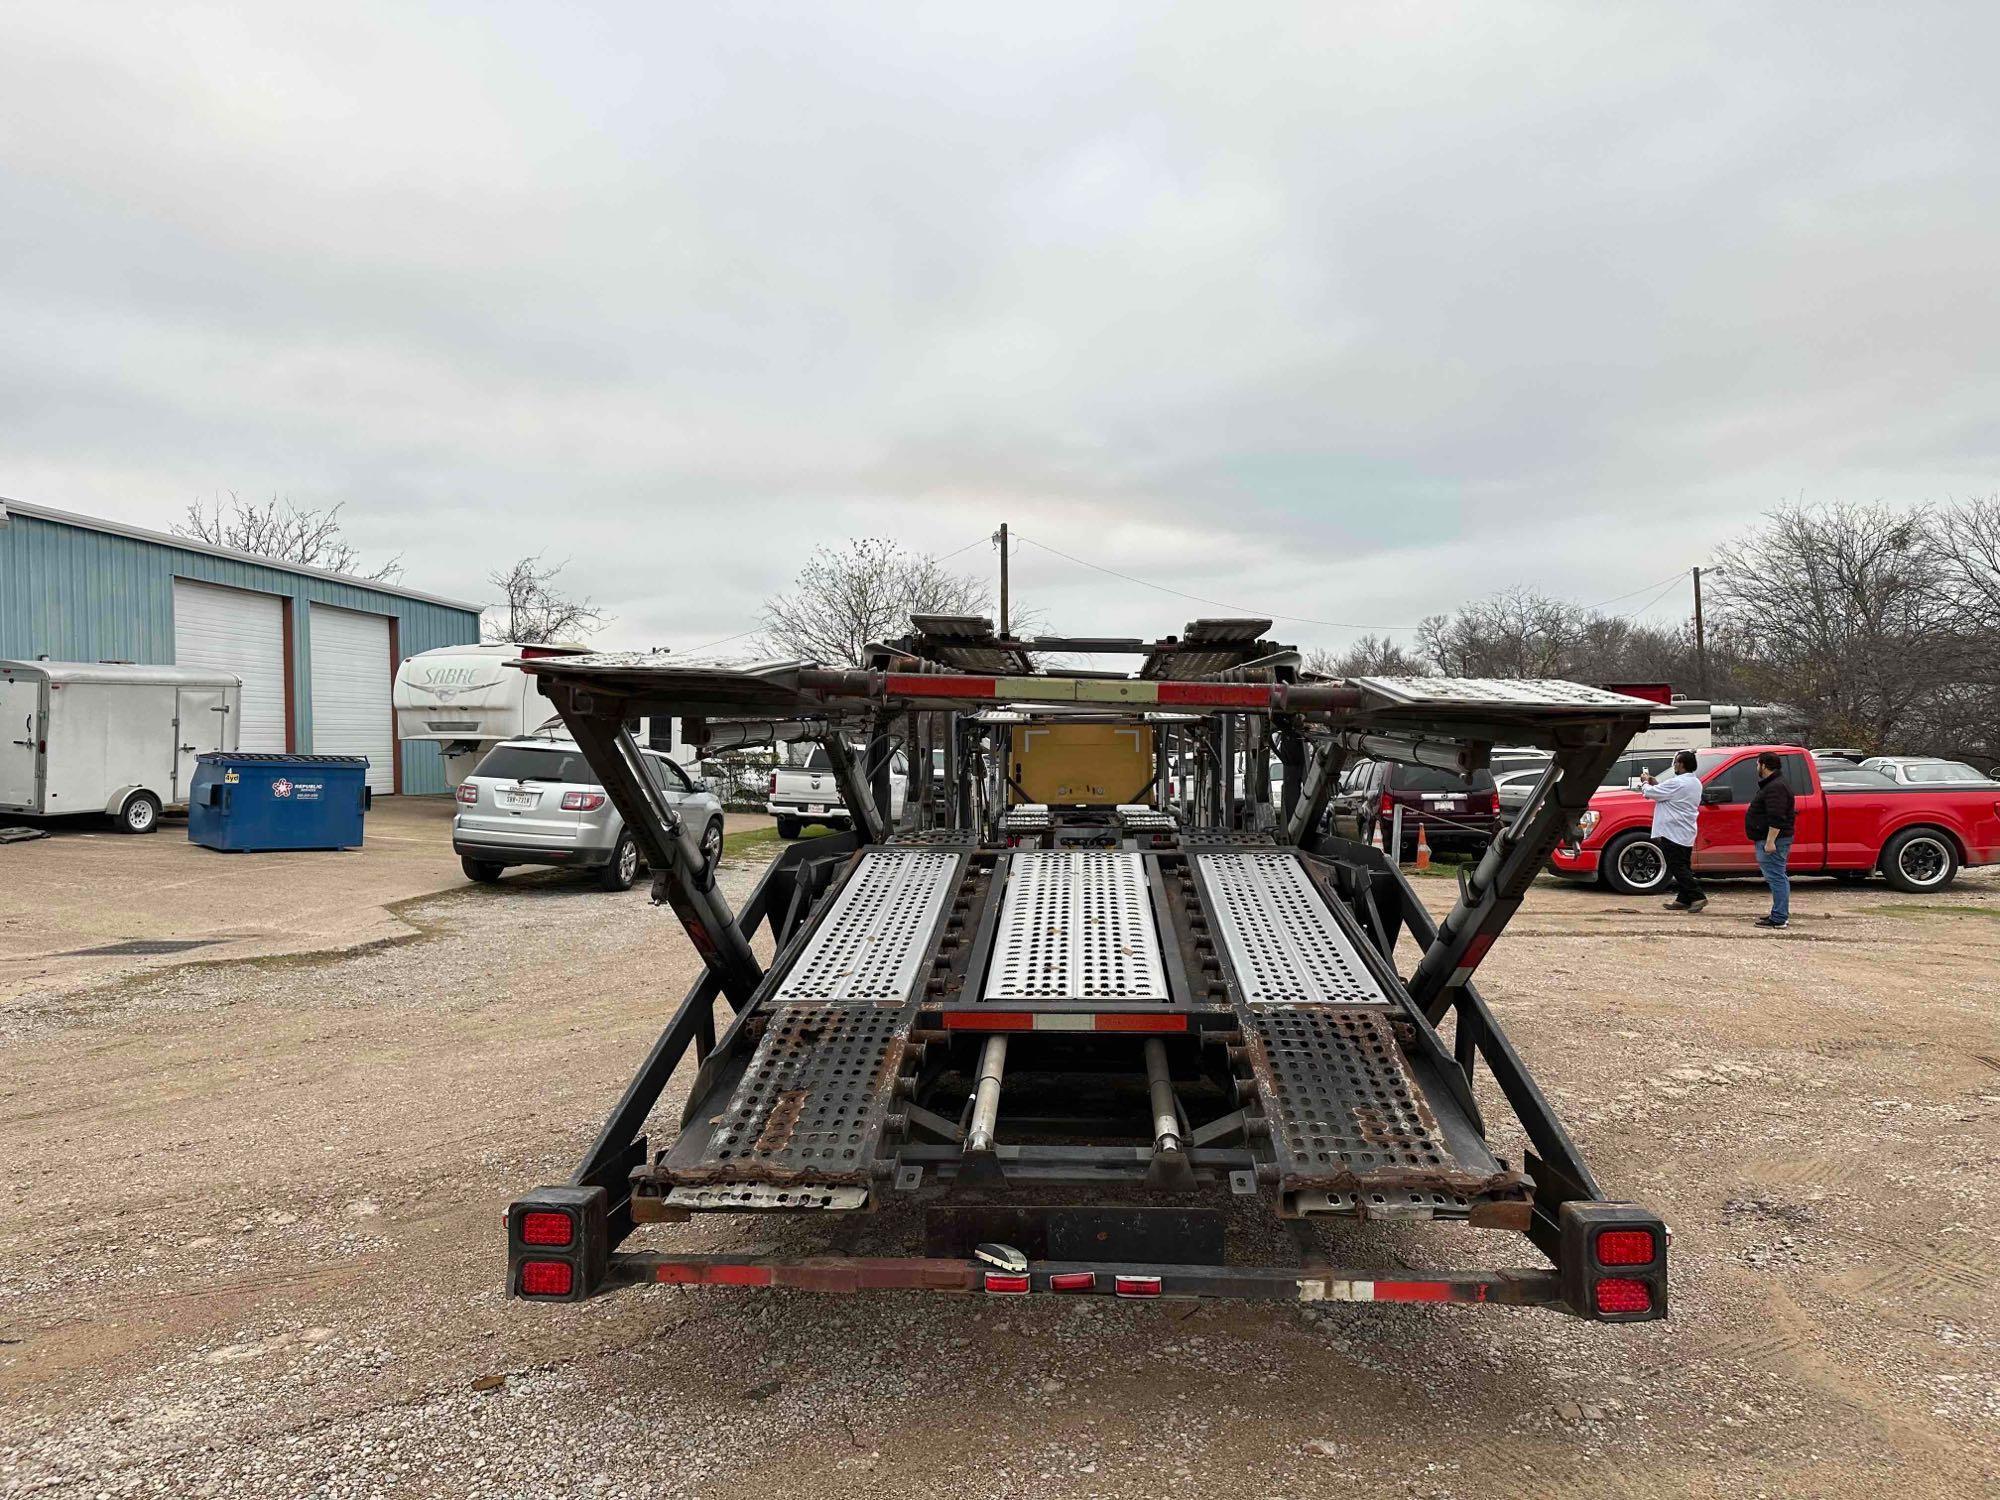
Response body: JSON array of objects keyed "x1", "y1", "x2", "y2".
[{"x1": 272, "y1": 778, "x2": 294, "y2": 799}]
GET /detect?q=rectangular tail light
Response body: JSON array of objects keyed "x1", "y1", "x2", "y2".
[
  {"x1": 984, "y1": 1272, "x2": 1030, "y2": 1295},
  {"x1": 1595, "y1": 1228, "x2": 1657, "y2": 1266},
  {"x1": 519, "y1": 1259, "x2": 574, "y2": 1297},
  {"x1": 561, "y1": 790, "x2": 607, "y2": 811},
  {"x1": 455, "y1": 784, "x2": 478, "y2": 804},
  {"x1": 1048, "y1": 1271, "x2": 1096, "y2": 1293},
  {"x1": 519, "y1": 1210, "x2": 575, "y2": 1248},
  {"x1": 1113, "y1": 1275, "x2": 1161, "y2": 1299},
  {"x1": 1594, "y1": 1278, "x2": 1652, "y2": 1316}
]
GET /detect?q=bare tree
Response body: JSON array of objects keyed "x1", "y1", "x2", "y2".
[
  {"x1": 485, "y1": 556, "x2": 608, "y2": 644},
  {"x1": 1303, "y1": 633, "x2": 1432, "y2": 677},
  {"x1": 173, "y1": 493, "x2": 403, "y2": 581},
  {"x1": 1708, "y1": 503, "x2": 1959, "y2": 751},
  {"x1": 761, "y1": 539, "x2": 1006, "y2": 665}
]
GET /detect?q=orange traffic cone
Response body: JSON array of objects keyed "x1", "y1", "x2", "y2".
[
  {"x1": 1370, "y1": 818, "x2": 1386, "y2": 855},
  {"x1": 1415, "y1": 821, "x2": 1432, "y2": 872}
]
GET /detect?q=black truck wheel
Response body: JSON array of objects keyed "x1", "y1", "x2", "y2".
[
  {"x1": 461, "y1": 856, "x2": 504, "y2": 884},
  {"x1": 1602, "y1": 832, "x2": 1670, "y2": 896},
  {"x1": 116, "y1": 791, "x2": 162, "y2": 835},
  {"x1": 775, "y1": 815, "x2": 802, "y2": 840},
  {"x1": 1879, "y1": 827, "x2": 1958, "y2": 893}
]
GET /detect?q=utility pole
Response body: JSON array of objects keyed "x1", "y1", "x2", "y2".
[
  {"x1": 992, "y1": 524, "x2": 1008, "y2": 636},
  {"x1": 1692, "y1": 565, "x2": 1708, "y2": 700}
]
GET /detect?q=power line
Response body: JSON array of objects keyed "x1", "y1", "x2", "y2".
[
  {"x1": 1617, "y1": 574, "x2": 1690, "y2": 620},
  {"x1": 1012, "y1": 532, "x2": 1422, "y2": 633},
  {"x1": 1580, "y1": 569, "x2": 1690, "y2": 613}
]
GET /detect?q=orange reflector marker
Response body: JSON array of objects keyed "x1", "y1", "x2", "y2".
[
  {"x1": 519, "y1": 1260, "x2": 573, "y2": 1297},
  {"x1": 984, "y1": 1272, "x2": 1030, "y2": 1295},
  {"x1": 1113, "y1": 1275, "x2": 1162, "y2": 1298}
]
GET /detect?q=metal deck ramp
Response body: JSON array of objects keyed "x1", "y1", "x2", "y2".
[
  {"x1": 1195, "y1": 850, "x2": 1524, "y2": 1212},
  {"x1": 664, "y1": 849, "x2": 962, "y2": 1190}
]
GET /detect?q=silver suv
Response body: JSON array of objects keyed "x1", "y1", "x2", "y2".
[{"x1": 453, "y1": 737, "x2": 724, "y2": 890}]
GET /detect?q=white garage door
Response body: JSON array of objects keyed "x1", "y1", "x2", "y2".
[
  {"x1": 309, "y1": 604, "x2": 396, "y2": 795},
  {"x1": 173, "y1": 580, "x2": 287, "y2": 752}
]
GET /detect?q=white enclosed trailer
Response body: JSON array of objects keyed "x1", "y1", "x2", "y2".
[{"x1": 0, "y1": 660, "x2": 242, "y2": 833}]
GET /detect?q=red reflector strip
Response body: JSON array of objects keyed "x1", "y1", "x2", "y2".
[
  {"x1": 519, "y1": 1210, "x2": 575, "y2": 1247},
  {"x1": 1594, "y1": 1277, "x2": 1652, "y2": 1315},
  {"x1": 1595, "y1": 1229, "x2": 1657, "y2": 1266},
  {"x1": 1113, "y1": 1275, "x2": 1162, "y2": 1298},
  {"x1": 652, "y1": 1263, "x2": 776, "y2": 1287},
  {"x1": 942, "y1": 1010, "x2": 1034, "y2": 1030},
  {"x1": 1369, "y1": 1280, "x2": 1454, "y2": 1303},
  {"x1": 1156, "y1": 681, "x2": 1272, "y2": 708},
  {"x1": 940, "y1": 1010, "x2": 1188, "y2": 1033},
  {"x1": 984, "y1": 1272, "x2": 1030, "y2": 1295},
  {"x1": 1093, "y1": 1013, "x2": 1188, "y2": 1033},
  {"x1": 1048, "y1": 1271, "x2": 1096, "y2": 1292},
  {"x1": 884, "y1": 672, "x2": 998, "y2": 700},
  {"x1": 519, "y1": 1259, "x2": 573, "y2": 1297}
]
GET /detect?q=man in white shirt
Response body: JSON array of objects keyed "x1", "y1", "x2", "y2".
[{"x1": 1639, "y1": 750, "x2": 1706, "y2": 912}]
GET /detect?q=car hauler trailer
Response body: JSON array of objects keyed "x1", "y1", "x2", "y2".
[{"x1": 505, "y1": 616, "x2": 1669, "y2": 1321}]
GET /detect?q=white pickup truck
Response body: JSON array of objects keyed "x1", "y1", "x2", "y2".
[{"x1": 767, "y1": 742, "x2": 906, "y2": 838}]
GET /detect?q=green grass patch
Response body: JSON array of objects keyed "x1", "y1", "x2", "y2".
[
  {"x1": 1875, "y1": 902, "x2": 2000, "y2": 921},
  {"x1": 723, "y1": 824, "x2": 834, "y2": 857}
]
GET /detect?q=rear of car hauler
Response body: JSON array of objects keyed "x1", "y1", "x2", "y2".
[{"x1": 502, "y1": 619, "x2": 1670, "y2": 1324}]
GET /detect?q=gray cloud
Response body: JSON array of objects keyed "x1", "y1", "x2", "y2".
[{"x1": 2, "y1": 2, "x2": 1993, "y2": 655}]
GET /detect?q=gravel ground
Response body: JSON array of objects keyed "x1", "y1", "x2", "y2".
[{"x1": 1, "y1": 851, "x2": 1995, "y2": 1499}]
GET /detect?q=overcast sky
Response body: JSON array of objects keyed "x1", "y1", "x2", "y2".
[{"x1": 4, "y1": 3, "x2": 1994, "y2": 654}]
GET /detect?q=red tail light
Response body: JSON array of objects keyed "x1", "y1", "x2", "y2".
[
  {"x1": 520, "y1": 1210, "x2": 575, "y2": 1247},
  {"x1": 1482, "y1": 791, "x2": 1500, "y2": 814},
  {"x1": 984, "y1": 1272, "x2": 1030, "y2": 1295},
  {"x1": 1113, "y1": 1275, "x2": 1161, "y2": 1298},
  {"x1": 455, "y1": 784, "x2": 478, "y2": 804},
  {"x1": 561, "y1": 790, "x2": 607, "y2": 811},
  {"x1": 1380, "y1": 794, "x2": 1395, "y2": 818},
  {"x1": 1594, "y1": 1278, "x2": 1651, "y2": 1315},
  {"x1": 768, "y1": 772, "x2": 777, "y2": 796},
  {"x1": 1595, "y1": 1229, "x2": 1656, "y2": 1266},
  {"x1": 519, "y1": 1260, "x2": 574, "y2": 1297},
  {"x1": 1048, "y1": 1272, "x2": 1096, "y2": 1292}
]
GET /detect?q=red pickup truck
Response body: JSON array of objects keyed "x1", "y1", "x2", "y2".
[{"x1": 1550, "y1": 744, "x2": 2000, "y2": 895}]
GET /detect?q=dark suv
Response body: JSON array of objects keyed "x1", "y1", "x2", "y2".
[{"x1": 1326, "y1": 759, "x2": 1502, "y2": 856}]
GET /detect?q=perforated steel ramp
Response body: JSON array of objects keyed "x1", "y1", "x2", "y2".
[
  {"x1": 669, "y1": 849, "x2": 962, "y2": 1188},
  {"x1": 775, "y1": 849, "x2": 958, "y2": 1006},
  {"x1": 1195, "y1": 850, "x2": 1389, "y2": 1007},
  {"x1": 984, "y1": 850, "x2": 1169, "y2": 1001}
]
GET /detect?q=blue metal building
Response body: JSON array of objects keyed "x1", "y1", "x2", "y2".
[{"x1": 0, "y1": 497, "x2": 482, "y2": 795}]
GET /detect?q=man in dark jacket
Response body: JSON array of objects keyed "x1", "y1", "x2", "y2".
[{"x1": 1745, "y1": 751, "x2": 1796, "y2": 928}]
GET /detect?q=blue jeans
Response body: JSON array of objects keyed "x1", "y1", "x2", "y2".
[{"x1": 1754, "y1": 836, "x2": 1793, "y2": 923}]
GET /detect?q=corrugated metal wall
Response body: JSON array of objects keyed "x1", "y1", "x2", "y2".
[{"x1": 0, "y1": 509, "x2": 481, "y2": 794}]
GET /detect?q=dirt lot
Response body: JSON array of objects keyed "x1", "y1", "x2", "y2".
[{"x1": 1, "y1": 834, "x2": 1995, "y2": 1499}]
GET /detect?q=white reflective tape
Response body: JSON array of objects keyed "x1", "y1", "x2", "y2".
[
  {"x1": 1032, "y1": 1014, "x2": 1095, "y2": 1032},
  {"x1": 1298, "y1": 1278, "x2": 1375, "y2": 1303}
]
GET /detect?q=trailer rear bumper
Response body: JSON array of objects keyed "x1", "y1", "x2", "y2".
[
  {"x1": 506, "y1": 1193, "x2": 1667, "y2": 1322},
  {"x1": 595, "y1": 1253, "x2": 1568, "y2": 1308}
]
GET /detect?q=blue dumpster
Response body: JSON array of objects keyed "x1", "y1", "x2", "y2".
[{"x1": 188, "y1": 753, "x2": 370, "y2": 851}]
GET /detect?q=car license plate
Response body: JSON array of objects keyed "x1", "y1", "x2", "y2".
[
  {"x1": 500, "y1": 789, "x2": 538, "y2": 809},
  {"x1": 805, "y1": 804, "x2": 824, "y2": 814}
]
